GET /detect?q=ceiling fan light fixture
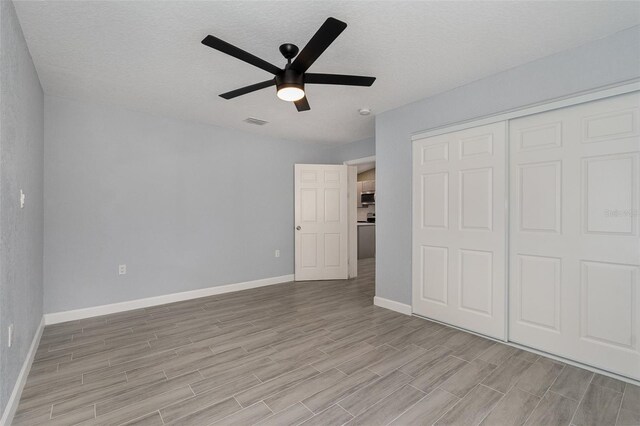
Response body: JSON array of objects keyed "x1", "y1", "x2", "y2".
[
  {"x1": 277, "y1": 86, "x2": 305, "y2": 102},
  {"x1": 204, "y1": 17, "x2": 376, "y2": 111},
  {"x1": 275, "y1": 69, "x2": 305, "y2": 102}
]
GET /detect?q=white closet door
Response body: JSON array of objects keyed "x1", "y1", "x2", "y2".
[
  {"x1": 509, "y1": 92, "x2": 640, "y2": 380},
  {"x1": 413, "y1": 122, "x2": 507, "y2": 339}
]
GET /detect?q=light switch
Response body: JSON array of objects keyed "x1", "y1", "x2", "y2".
[{"x1": 20, "y1": 190, "x2": 25, "y2": 209}]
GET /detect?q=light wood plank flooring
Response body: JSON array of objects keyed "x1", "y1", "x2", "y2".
[{"x1": 14, "y1": 259, "x2": 637, "y2": 425}]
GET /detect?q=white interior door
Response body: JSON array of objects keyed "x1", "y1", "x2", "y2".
[
  {"x1": 295, "y1": 164, "x2": 348, "y2": 281},
  {"x1": 412, "y1": 122, "x2": 507, "y2": 339},
  {"x1": 509, "y1": 92, "x2": 640, "y2": 380}
]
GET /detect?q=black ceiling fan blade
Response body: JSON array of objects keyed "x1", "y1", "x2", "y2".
[
  {"x1": 294, "y1": 96, "x2": 310, "y2": 112},
  {"x1": 202, "y1": 35, "x2": 282, "y2": 75},
  {"x1": 290, "y1": 17, "x2": 347, "y2": 73},
  {"x1": 305, "y1": 73, "x2": 376, "y2": 86},
  {"x1": 219, "y1": 79, "x2": 275, "y2": 100}
]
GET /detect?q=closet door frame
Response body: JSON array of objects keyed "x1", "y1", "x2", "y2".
[{"x1": 410, "y1": 81, "x2": 640, "y2": 381}]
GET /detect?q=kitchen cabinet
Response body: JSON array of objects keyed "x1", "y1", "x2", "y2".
[
  {"x1": 357, "y1": 182, "x2": 363, "y2": 207},
  {"x1": 358, "y1": 225, "x2": 375, "y2": 259}
]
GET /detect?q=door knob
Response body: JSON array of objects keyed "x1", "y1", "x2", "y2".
[{"x1": 296, "y1": 226, "x2": 301, "y2": 231}]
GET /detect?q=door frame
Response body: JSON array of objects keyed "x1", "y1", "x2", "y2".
[{"x1": 344, "y1": 155, "x2": 376, "y2": 278}]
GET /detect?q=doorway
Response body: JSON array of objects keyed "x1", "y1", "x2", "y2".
[{"x1": 344, "y1": 155, "x2": 376, "y2": 279}]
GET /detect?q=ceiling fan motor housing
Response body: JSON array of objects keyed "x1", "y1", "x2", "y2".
[{"x1": 275, "y1": 68, "x2": 304, "y2": 93}]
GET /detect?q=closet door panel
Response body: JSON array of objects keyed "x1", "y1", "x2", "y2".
[
  {"x1": 509, "y1": 92, "x2": 640, "y2": 380},
  {"x1": 413, "y1": 122, "x2": 506, "y2": 339}
]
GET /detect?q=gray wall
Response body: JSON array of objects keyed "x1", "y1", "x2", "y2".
[
  {"x1": 0, "y1": 0, "x2": 44, "y2": 418},
  {"x1": 328, "y1": 137, "x2": 375, "y2": 163},
  {"x1": 376, "y1": 25, "x2": 640, "y2": 305},
  {"x1": 44, "y1": 96, "x2": 335, "y2": 313}
]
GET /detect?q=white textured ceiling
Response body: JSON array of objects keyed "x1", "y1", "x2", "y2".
[{"x1": 13, "y1": 1, "x2": 640, "y2": 144}]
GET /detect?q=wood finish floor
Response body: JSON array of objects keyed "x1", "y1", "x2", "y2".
[{"x1": 14, "y1": 259, "x2": 639, "y2": 425}]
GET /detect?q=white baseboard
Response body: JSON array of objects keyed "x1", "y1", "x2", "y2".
[
  {"x1": 374, "y1": 296, "x2": 412, "y2": 316},
  {"x1": 0, "y1": 317, "x2": 44, "y2": 426},
  {"x1": 44, "y1": 274, "x2": 295, "y2": 325}
]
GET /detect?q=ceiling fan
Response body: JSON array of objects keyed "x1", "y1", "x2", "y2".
[{"x1": 201, "y1": 17, "x2": 376, "y2": 112}]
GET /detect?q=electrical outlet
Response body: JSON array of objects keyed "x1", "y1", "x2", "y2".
[
  {"x1": 275, "y1": 250, "x2": 280, "y2": 258},
  {"x1": 8, "y1": 324, "x2": 14, "y2": 348},
  {"x1": 118, "y1": 264, "x2": 127, "y2": 275}
]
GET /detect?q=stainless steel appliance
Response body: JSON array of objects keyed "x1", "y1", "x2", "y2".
[{"x1": 361, "y1": 192, "x2": 375, "y2": 205}]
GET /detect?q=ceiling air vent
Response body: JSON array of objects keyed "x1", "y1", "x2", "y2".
[{"x1": 243, "y1": 117, "x2": 268, "y2": 126}]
